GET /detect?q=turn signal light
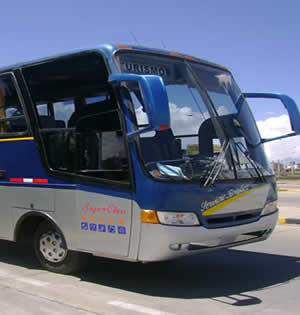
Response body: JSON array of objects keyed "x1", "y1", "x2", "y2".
[{"x1": 141, "y1": 210, "x2": 160, "y2": 224}]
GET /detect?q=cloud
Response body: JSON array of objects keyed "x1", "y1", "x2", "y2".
[
  {"x1": 257, "y1": 114, "x2": 300, "y2": 162},
  {"x1": 136, "y1": 102, "x2": 207, "y2": 148},
  {"x1": 136, "y1": 102, "x2": 231, "y2": 136},
  {"x1": 168, "y1": 103, "x2": 207, "y2": 135},
  {"x1": 136, "y1": 102, "x2": 239, "y2": 149}
]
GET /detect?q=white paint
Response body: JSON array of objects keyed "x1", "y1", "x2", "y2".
[
  {"x1": 23, "y1": 178, "x2": 33, "y2": 183},
  {"x1": 108, "y1": 301, "x2": 175, "y2": 315},
  {"x1": 17, "y1": 277, "x2": 48, "y2": 287}
]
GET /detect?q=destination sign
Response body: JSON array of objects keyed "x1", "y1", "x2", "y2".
[{"x1": 120, "y1": 62, "x2": 168, "y2": 77}]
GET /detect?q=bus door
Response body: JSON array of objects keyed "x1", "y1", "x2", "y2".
[
  {"x1": 67, "y1": 100, "x2": 133, "y2": 257},
  {"x1": 76, "y1": 187, "x2": 133, "y2": 257},
  {"x1": 29, "y1": 89, "x2": 133, "y2": 257}
]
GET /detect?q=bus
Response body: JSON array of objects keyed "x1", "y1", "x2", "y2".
[{"x1": 0, "y1": 44, "x2": 299, "y2": 274}]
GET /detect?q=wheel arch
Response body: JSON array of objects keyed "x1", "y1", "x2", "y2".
[{"x1": 14, "y1": 211, "x2": 67, "y2": 247}]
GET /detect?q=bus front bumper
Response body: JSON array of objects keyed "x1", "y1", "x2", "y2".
[{"x1": 137, "y1": 210, "x2": 278, "y2": 262}]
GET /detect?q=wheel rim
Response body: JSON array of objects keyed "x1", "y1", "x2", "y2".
[{"x1": 39, "y1": 230, "x2": 67, "y2": 263}]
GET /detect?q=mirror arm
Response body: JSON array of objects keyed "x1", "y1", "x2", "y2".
[
  {"x1": 243, "y1": 92, "x2": 300, "y2": 134},
  {"x1": 127, "y1": 125, "x2": 153, "y2": 142},
  {"x1": 262, "y1": 132, "x2": 297, "y2": 143}
]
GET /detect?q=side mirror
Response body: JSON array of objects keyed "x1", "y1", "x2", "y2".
[
  {"x1": 241, "y1": 92, "x2": 300, "y2": 143},
  {"x1": 109, "y1": 73, "x2": 170, "y2": 140}
]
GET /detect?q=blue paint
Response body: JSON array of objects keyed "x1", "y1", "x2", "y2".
[
  {"x1": 243, "y1": 93, "x2": 300, "y2": 137},
  {"x1": 81, "y1": 223, "x2": 127, "y2": 235},
  {"x1": 81, "y1": 222, "x2": 88, "y2": 230},
  {"x1": 77, "y1": 183, "x2": 132, "y2": 200},
  {"x1": 129, "y1": 135, "x2": 278, "y2": 228},
  {"x1": 118, "y1": 226, "x2": 126, "y2": 234},
  {"x1": 98, "y1": 224, "x2": 106, "y2": 232},
  {"x1": 0, "y1": 45, "x2": 222, "y2": 77},
  {"x1": 89, "y1": 223, "x2": 97, "y2": 231},
  {"x1": 108, "y1": 225, "x2": 116, "y2": 234},
  {"x1": 109, "y1": 73, "x2": 170, "y2": 137},
  {"x1": 0, "y1": 139, "x2": 76, "y2": 189},
  {"x1": 0, "y1": 138, "x2": 132, "y2": 200}
]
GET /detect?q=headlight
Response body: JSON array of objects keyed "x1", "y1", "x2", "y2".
[
  {"x1": 157, "y1": 211, "x2": 200, "y2": 226},
  {"x1": 261, "y1": 201, "x2": 277, "y2": 216}
]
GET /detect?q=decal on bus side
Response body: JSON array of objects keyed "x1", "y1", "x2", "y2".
[
  {"x1": 201, "y1": 184, "x2": 268, "y2": 216},
  {"x1": 80, "y1": 216, "x2": 127, "y2": 235},
  {"x1": 82, "y1": 202, "x2": 126, "y2": 215}
]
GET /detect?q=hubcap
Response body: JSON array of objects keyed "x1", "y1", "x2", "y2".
[{"x1": 39, "y1": 230, "x2": 67, "y2": 263}]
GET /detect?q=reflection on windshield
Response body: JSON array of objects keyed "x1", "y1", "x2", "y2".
[{"x1": 116, "y1": 51, "x2": 274, "y2": 182}]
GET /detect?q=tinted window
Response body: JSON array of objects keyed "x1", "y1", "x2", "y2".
[
  {"x1": 23, "y1": 53, "x2": 130, "y2": 183},
  {"x1": 0, "y1": 74, "x2": 27, "y2": 134}
]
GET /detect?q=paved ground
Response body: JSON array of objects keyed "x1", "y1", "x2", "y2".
[
  {"x1": 277, "y1": 180, "x2": 300, "y2": 224},
  {"x1": 0, "y1": 223, "x2": 299, "y2": 315}
]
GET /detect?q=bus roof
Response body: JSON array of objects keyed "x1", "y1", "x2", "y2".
[{"x1": 0, "y1": 44, "x2": 228, "y2": 73}]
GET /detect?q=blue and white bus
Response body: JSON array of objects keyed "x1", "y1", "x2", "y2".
[{"x1": 0, "y1": 44, "x2": 299, "y2": 273}]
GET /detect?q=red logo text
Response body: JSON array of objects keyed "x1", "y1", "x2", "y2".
[{"x1": 82, "y1": 203, "x2": 126, "y2": 215}]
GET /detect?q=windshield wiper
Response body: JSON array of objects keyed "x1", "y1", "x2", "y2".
[
  {"x1": 233, "y1": 141, "x2": 265, "y2": 182},
  {"x1": 203, "y1": 140, "x2": 231, "y2": 187}
]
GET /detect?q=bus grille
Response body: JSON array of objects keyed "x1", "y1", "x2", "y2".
[{"x1": 203, "y1": 211, "x2": 261, "y2": 228}]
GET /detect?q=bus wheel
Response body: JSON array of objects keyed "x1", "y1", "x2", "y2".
[{"x1": 34, "y1": 221, "x2": 82, "y2": 274}]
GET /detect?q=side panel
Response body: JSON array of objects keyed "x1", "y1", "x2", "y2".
[
  {"x1": 0, "y1": 186, "x2": 55, "y2": 240},
  {"x1": 0, "y1": 186, "x2": 18, "y2": 240},
  {"x1": 0, "y1": 140, "x2": 55, "y2": 240},
  {"x1": 55, "y1": 187, "x2": 132, "y2": 257},
  {"x1": 54, "y1": 189, "x2": 77, "y2": 249},
  {"x1": 76, "y1": 189, "x2": 132, "y2": 257},
  {"x1": 10, "y1": 186, "x2": 55, "y2": 211}
]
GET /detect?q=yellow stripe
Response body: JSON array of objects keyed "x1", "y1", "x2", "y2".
[
  {"x1": 277, "y1": 218, "x2": 286, "y2": 224},
  {"x1": 278, "y1": 188, "x2": 300, "y2": 193},
  {"x1": 0, "y1": 137, "x2": 34, "y2": 142},
  {"x1": 202, "y1": 185, "x2": 267, "y2": 216}
]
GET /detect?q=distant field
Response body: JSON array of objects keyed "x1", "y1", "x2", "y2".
[{"x1": 276, "y1": 174, "x2": 300, "y2": 180}]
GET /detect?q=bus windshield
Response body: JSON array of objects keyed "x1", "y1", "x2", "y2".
[{"x1": 115, "y1": 51, "x2": 274, "y2": 183}]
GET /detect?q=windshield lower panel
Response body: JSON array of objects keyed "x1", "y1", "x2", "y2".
[{"x1": 115, "y1": 51, "x2": 274, "y2": 183}]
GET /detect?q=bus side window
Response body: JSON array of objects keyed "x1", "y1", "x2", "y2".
[
  {"x1": 22, "y1": 52, "x2": 130, "y2": 184},
  {"x1": 0, "y1": 74, "x2": 27, "y2": 134},
  {"x1": 75, "y1": 107, "x2": 129, "y2": 180},
  {"x1": 37, "y1": 102, "x2": 73, "y2": 129}
]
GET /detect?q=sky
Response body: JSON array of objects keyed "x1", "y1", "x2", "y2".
[{"x1": 0, "y1": 0, "x2": 299, "y2": 162}]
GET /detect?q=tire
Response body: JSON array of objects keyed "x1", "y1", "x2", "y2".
[{"x1": 34, "y1": 221, "x2": 83, "y2": 274}]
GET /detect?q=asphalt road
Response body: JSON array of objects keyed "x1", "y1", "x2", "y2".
[
  {"x1": 278, "y1": 191, "x2": 300, "y2": 208},
  {"x1": 0, "y1": 189, "x2": 298, "y2": 315}
]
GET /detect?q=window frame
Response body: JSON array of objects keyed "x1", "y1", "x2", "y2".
[
  {"x1": 19, "y1": 52, "x2": 134, "y2": 190},
  {"x1": 0, "y1": 72, "x2": 31, "y2": 138}
]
